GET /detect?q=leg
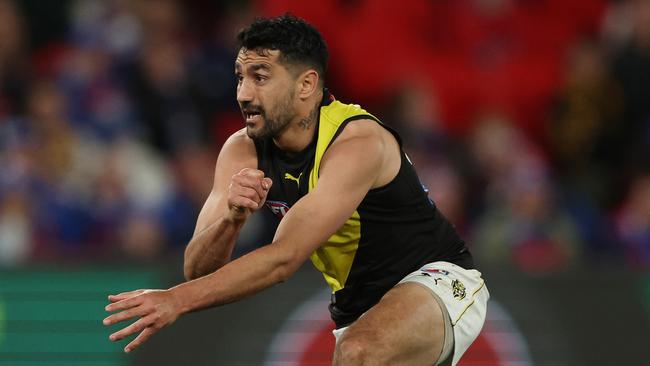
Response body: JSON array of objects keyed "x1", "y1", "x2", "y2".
[{"x1": 333, "y1": 282, "x2": 447, "y2": 366}]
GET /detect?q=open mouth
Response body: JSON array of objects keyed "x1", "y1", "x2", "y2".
[{"x1": 243, "y1": 110, "x2": 262, "y2": 123}]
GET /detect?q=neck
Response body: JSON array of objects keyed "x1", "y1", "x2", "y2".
[{"x1": 272, "y1": 93, "x2": 321, "y2": 152}]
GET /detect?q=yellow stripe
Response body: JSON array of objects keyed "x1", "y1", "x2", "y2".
[
  {"x1": 307, "y1": 100, "x2": 378, "y2": 292},
  {"x1": 309, "y1": 210, "x2": 360, "y2": 291},
  {"x1": 452, "y1": 280, "x2": 485, "y2": 325}
]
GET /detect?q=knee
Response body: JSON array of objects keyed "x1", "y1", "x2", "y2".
[{"x1": 334, "y1": 337, "x2": 374, "y2": 365}]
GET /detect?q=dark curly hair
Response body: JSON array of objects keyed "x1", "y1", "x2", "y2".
[{"x1": 237, "y1": 13, "x2": 329, "y2": 84}]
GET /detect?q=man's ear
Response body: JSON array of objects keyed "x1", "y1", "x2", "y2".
[{"x1": 296, "y1": 69, "x2": 319, "y2": 100}]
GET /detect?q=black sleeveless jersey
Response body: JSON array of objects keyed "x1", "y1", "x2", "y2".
[{"x1": 254, "y1": 91, "x2": 473, "y2": 328}]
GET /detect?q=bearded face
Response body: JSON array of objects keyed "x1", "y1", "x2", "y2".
[
  {"x1": 240, "y1": 85, "x2": 297, "y2": 140},
  {"x1": 235, "y1": 48, "x2": 300, "y2": 140}
]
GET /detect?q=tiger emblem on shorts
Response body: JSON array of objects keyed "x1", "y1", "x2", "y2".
[{"x1": 452, "y1": 279, "x2": 466, "y2": 300}]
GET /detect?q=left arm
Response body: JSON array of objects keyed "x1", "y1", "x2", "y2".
[{"x1": 104, "y1": 123, "x2": 388, "y2": 352}]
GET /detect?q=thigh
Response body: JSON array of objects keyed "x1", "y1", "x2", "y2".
[
  {"x1": 401, "y1": 262, "x2": 488, "y2": 365},
  {"x1": 334, "y1": 282, "x2": 446, "y2": 365}
]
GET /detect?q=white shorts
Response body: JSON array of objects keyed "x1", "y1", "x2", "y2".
[{"x1": 333, "y1": 261, "x2": 489, "y2": 366}]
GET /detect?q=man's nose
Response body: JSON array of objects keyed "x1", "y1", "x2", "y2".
[{"x1": 237, "y1": 79, "x2": 254, "y2": 103}]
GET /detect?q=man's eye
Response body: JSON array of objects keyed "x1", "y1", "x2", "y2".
[
  {"x1": 255, "y1": 75, "x2": 267, "y2": 82},
  {"x1": 236, "y1": 75, "x2": 243, "y2": 83}
]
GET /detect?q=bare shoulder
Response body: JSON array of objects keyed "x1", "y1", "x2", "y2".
[
  {"x1": 224, "y1": 128, "x2": 255, "y2": 151},
  {"x1": 325, "y1": 118, "x2": 401, "y2": 188},
  {"x1": 329, "y1": 118, "x2": 399, "y2": 157},
  {"x1": 329, "y1": 119, "x2": 385, "y2": 151},
  {"x1": 219, "y1": 128, "x2": 257, "y2": 167},
  {"x1": 338, "y1": 118, "x2": 386, "y2": 140}
]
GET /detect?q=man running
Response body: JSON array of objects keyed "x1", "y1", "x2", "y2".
[{"x1": 104, "y1": 14, "x2": 489, "y2": 365}]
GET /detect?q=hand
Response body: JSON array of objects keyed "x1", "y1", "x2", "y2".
[
  {"x1": 228, "y1": 168, "x2": 272, "y2": 220},
  {"x1": 103, "y1": 289, "x2": 182, "y2": 353}
]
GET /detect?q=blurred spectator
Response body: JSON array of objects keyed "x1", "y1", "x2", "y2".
[
  {"x1": 160, "y1": 146, "x2": 215, "y2": 249},
  {"x1": 119, "y1": 213, "x2": 165, "y2": 261},
  {"x1": 0, "y1": 130, "x2": 34, "y2": 267},
  {"x1": 123, "y1": 0, "x2": 219, "y2": 156},
  {"x1": 545, "y1": 40, "x2": 623, "y2": 257},
  {"x1": 56, "y1": 42, "x2": 135, "y2": 141},
  {"x1": 0, "y1": 0, "x2": 645, "y2": 271},
  {"x1": 469, "y1": 110, "x2": 526, "y2": 201},
  {"x1": 9, "y1": 80, "x2": 174, "y2": 262},
  {"x1": 70, "y1": 0, "x2": 141, "y2": 58},
  {"x1": 419, "y1": 162, "x2": 468, "y2": 232},
  {"x1": 470, "y1": 113, "x2": 582, "y2": 274},
  {"x1": 0, "y1": 189, "x2": 32, "y2": 266},
  {"x1": 133, "y1": 0, "x2": 185, "y2": 44},
  {"x1": 383, "y1": 81, "x2": 476, "y2": 231},
  {"x1": 193, "y1": 2, "x2": 252, "y2": 146},
  {"x1": 91, "y1": 137, "x2": 174, "y2": 259},
  {"x1": 56, "y1": 0, "x2": 139, "y2": 141},
  {"x1": 548, "y1": 40, "x2": 625, "y2": 209},
  {"x1": 609, "y1": 0, "x2": 650, "y2": 186},
  {"x1": 126, "y1": 37, "x2": 210, "y2": 156},
  {"x1": 0, "y1": 0, "x2": 29, "y2": 118},
  {"x1": 24, "y1": 80, "x2": 100, "y2": 258},
  {"x1": 16, "y1": 0, "x2": 70, "y2": 51},
  {"x1": 615, "y1": 173, "x2": 650, "y2": 269}
]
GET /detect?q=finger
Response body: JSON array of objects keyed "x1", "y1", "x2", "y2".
[
  {"x1": 232, "y1": 185, "x2": 262, "y2": 203},
  {"x1": 125, "y1": 326, "x2": 158, "y2": 353},
  {"x1": 239, "y1": 168, "x2": 264, "y2": 179},
  {"x1": 109, "y1": 314, "x2": 155, "y2": 342},
  {"x1": 230, "y1": 197, "x2": 258, "y2": 211},
  {"x1": 108, "y1": 290, "x2": 145, "y2": 302},
  {"x1": 103, "y1": 306, "x2": 148, "y2": 326},
  {"x1": 105, "y1": 295, "x2": 144, "y2": 312},
  {"x1": 258, "y1": 178, "x2": 273, "y2": 209},
  {"x1": 262, "y1": 177, "x2": 273, "y2": 191},
  {"x1": 233, "y1": 174, "x2": 266, "y2": 199}
]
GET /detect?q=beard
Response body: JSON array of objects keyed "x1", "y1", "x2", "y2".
[{"x1": 244, "y1": 89, "x2": 296, "y2": 141}]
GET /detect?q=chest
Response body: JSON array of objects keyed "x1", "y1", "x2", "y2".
[{"x1": 259, "y1": 144, "x2": 316, "y2": 218}]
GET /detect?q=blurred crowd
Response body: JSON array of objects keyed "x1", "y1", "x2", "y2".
[{"x1": 0, "y1": 0, "x2": 648, "y2": 273}]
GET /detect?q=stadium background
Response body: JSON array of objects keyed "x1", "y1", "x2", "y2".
[{"x1": 0, "y1": 0, "x2": 648, "y2": 365}]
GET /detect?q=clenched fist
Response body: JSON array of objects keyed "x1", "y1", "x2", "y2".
[{"x1": 228, "y1": 168, "x2": 272, "y2": 220}]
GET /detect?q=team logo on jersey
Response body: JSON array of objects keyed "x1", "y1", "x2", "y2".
[
  {"x1": 284, "y1": 172, "x2": 302, "y2": 188},
  {"x1": 266, "y1": 200, "x2": 290, "y2": 219},
  {"x1": 452, "y1": 279, "x2": 466, "y2": 300}
]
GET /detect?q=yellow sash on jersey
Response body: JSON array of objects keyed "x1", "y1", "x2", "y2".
[{"x1": 307, "y1": 101, "x2": 380, "y2": 292}]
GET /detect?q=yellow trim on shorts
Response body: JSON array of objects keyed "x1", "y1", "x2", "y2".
[{"x1": 452, "y1": 280, "x2": 485, "y2": 325}]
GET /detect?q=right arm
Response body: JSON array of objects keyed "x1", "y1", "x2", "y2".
[{"x1": 183, "y1": 129, "x2": 271, "y2": 280}]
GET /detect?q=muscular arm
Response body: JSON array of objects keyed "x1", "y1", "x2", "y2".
[
  {"x1": 175, "y1": 121, "x2": 392, "y2": 310},
  {"x1": 183, "y1": 129, "x2": 264, "y2": 280},
  {"x1": 183, "y1": 212, "x2": 241, "y2": 280},
  {"x1": 105, "y1": 121, "x2": 400, "y2": 352}
]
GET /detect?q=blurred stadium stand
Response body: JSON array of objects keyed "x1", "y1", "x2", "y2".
[{"x1": 0, "y1": 0, "x2": 648, "y2": 365}]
